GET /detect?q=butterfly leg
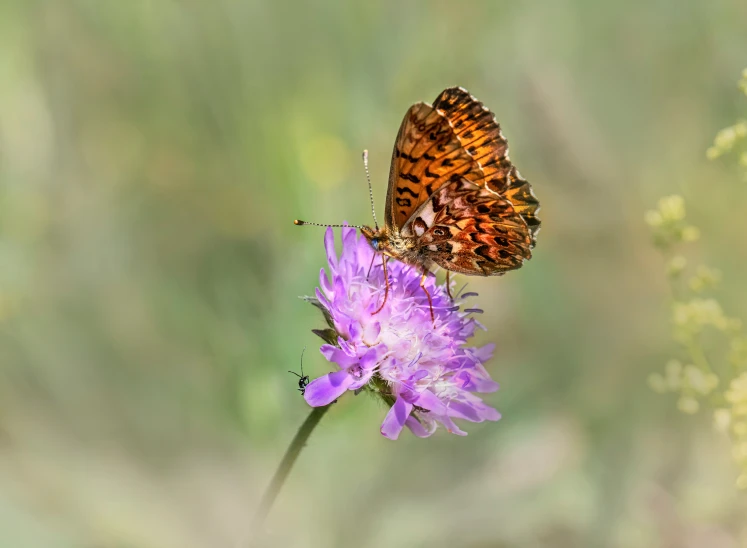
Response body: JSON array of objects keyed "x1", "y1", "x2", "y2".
[
  {"x1": 446, "y1": 271, "x2": 453, "y2": 300},
  {"x1": 372, "y1": 256, "x2": 389, "y2": 316},
  {"x1": 420, "y1": 268, "x2": 435, "y2": 323},
  {"x1": 365, "y1": 251, "x2": 377, "y2": 280}
]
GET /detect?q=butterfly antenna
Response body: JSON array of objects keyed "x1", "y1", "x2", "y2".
[
  {"x1": 362, "y1": 150, "x2": 379, "y2": 230},
  {"x1": 294, "y1": 149, "x2": 377, "y2": 231},
  {"x1": 294, "y1": 220, "x2": 363, "y2": 229}
]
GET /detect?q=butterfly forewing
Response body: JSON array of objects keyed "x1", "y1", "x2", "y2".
[{"x1": 386, "y1": 103, "x2": 481, "y2": 229}]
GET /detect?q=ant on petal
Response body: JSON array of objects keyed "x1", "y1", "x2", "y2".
[{"x1": 289, "y1": 347, "x2": 310, "y2": 396}]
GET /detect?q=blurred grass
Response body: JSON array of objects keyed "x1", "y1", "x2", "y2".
[{"x1": 1, "y1": 1, "x2": 747, "y2": 547}]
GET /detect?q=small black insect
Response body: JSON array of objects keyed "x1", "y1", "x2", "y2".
[{"x1": 289, "y1": 347, "x2": 310, "y2": 396}]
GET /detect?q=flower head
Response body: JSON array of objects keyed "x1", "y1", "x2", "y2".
[{"x1": 303, "y1": 227, "x2": 500, "y2": 439}]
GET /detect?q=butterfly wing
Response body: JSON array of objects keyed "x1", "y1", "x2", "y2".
[
  {"x1": 385, "y1": 87, "x2": 540, "y2": 251},
  {"x1": 403, "y1": 177, "x2": 533, "y2": 275},
  {"x1": 385, "y1": 102, "x2": 482, "y2": 230}
]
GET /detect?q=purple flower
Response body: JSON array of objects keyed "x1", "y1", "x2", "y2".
[{"x1": 304, "y1": 227, "x2": 501, "y2": 439}]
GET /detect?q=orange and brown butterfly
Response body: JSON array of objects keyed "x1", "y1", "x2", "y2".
[{"x1": 295, "y1": 87, "x2": 540, "y2": 320}]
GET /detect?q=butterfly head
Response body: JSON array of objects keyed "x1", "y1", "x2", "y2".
[
  {"x1": 361, "y1": 225, "x2": 402, "y2": 258},
  {"x1": 361, "y1": 225, "x2": 381, "y2": 250}
]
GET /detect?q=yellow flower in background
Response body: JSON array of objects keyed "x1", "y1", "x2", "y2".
[
  {"x1": 726, "y1": 373, "x2": 747, "y2": 417},
  {"x1": 647, "y1": 201, "x2": 747, "y2": 485},
  {"x1": 723, "y1": 373, "x2": 747, "y2": 488},
  {"x1": 667, "y1": 255, "x2": 687, "y2": 277},
  {"x1": 688, "y1": 265, "x2": 721, "y2": 293},
  {"x1": 678, "y1": 396, "x2": 699, "y2": 415},
  {"x1": 644, "y1": 194, "x2": 701, "y2": 251},
  {"x1": 657, "y1": 194, "x2": 686, "y2": 222},
  {"x1": 707, "y1": 70, "x2": 747, "y2": 165},
  {"x1": 672, "y1": 298, "x2": 730, "y2": 337},
  {"x1": 647, "y1": 74, "x2": 747, "y2": 487}
]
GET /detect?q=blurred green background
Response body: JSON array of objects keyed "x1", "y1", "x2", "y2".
[{"x1": 1, "y1": 1, "x2": 747, "y2": 547}]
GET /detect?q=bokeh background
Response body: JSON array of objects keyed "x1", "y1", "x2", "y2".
[{"x1": 1, "y1": 1, "x2": 747, "y2": 547}]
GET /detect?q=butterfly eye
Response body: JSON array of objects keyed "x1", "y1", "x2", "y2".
[
  {"x1": 433, "y1": 228, "x2": 446, "y2": 237},
  {"x1": 371, "y1": 238, "x2": 379, "y2": 251}
]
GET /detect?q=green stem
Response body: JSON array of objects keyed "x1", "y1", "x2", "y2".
[{"x1": 253, "y1": 404, "x2": 332, "y2": 530}]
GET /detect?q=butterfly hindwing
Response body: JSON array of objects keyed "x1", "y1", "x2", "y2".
[
  {"x1": 403, "y1": 178, "x2": 533, "y2": 275},
  {"x1": 432, "y1": 87, "x2": 540, "y2": 247}
]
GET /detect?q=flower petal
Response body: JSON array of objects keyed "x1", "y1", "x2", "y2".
[
  {"x1": 320, "y1": 345, "x2": 358, "y2": 368},
  {"x1": 359, "y1": 345, "x2": 386, "y2": 370},
  {"x1": 349, "y1": 368, "x2": 375, "y2": 390},
  {"x1": 447, "y1": 399, "x2": 501, "y2": 422},
  {"x1": 380, "y1": 397, "x2": 414, "y2": 440},
  {"x1": 314, "y1": 288, "x2": 333, "y2": 317},
  {"x1": 474, "y1": 343, "x2": 495, "y2": 363},
  {"x1": 340, "y1": 226, "x2": 359, "y2": 264},
  {"x1": 362, "y1": 321, "x2": 381, "y2": 345},
  {"x1": 324, "y1": 227, "x2": 338, "y2": 269},
  {"x1": 304, "y1": 370, "x2": 354, "y2": 406},
  {"x1": 412, "y1": 389, "x2": 450, "y2": 415},
  {"x1": 406, "y1": 415, "x2": 437, "y2": 437},
  {"x1": 455, "y1": 368, "x2": 500, "y2": 393},
  {"x1": 319, "y1": 268, "x2": 334, "y2": 296}
]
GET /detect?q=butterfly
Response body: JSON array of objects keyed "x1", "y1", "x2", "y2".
[{"x1": 296, "y1": 87, "x2": 540, "y2": 320}]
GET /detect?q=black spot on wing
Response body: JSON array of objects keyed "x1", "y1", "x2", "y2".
[
  {"x1": 438, "y1": 241, "x2": 454, "y2": 254},
  {"x1": 474, "y1": 245, "x2": 492, "y2": 262},
  {"x1": 396, "y1": 186, "x2": 419, "y2": 198}
]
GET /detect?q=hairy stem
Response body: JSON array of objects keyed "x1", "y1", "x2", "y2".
[{"x1": 253, "y1": 404, "x2": 332, "y2": 531}]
